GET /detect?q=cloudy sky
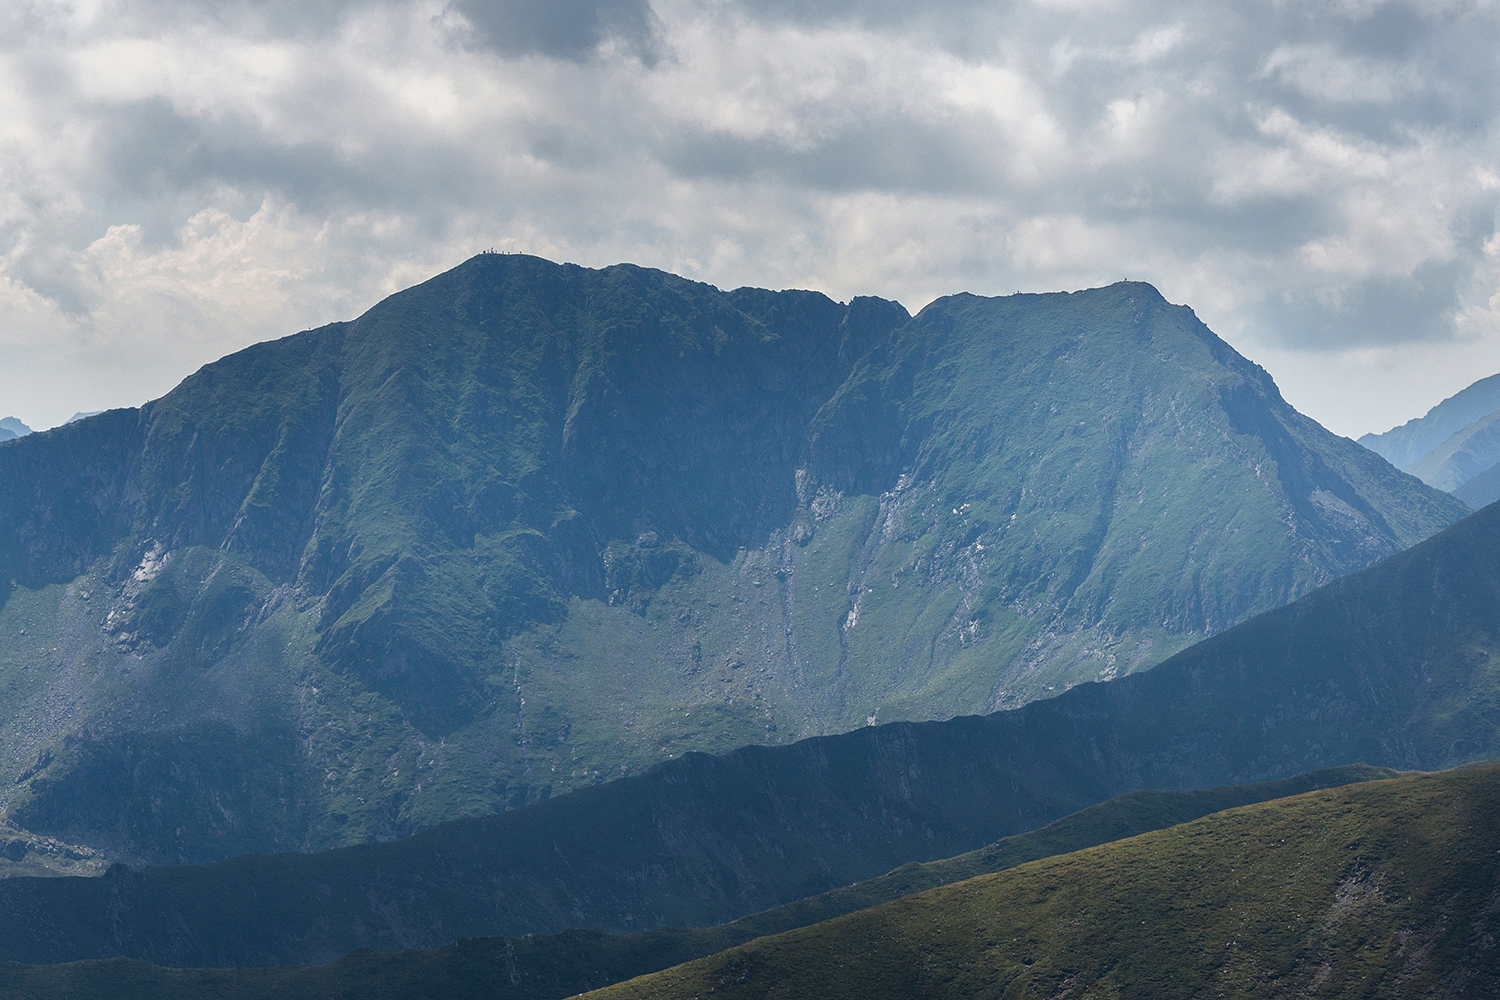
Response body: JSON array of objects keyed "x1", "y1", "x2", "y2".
[{"x1": 1, "y1": 0, "x2": 1498, "y2": 437}]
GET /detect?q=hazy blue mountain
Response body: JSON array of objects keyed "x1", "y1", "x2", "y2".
[
  {"x1": 1, "y1": 475, "x2": 1498, "y2": 966},
  {"x1": 1358, "y1": 369, "x2": 1500, "y2": 500},
  {"x1": 64, "y1": 412, "x2": 102, "y2": 425},
  {"x1": 0, "y1": 255, "x2": 1466, "y2": 867},
  {"x1": 1359, "y1": 371, "x2": 1500, "y2": 467},
  {"x1": 1454, "y1": 460, "x2": 1500, "y2": 509},
  {"x1": 1402, "y1": 407, "x2": 1500, "y2": 494},
  {"x1": 0, "y1": 418, "x2": 32, "y2": 441}
]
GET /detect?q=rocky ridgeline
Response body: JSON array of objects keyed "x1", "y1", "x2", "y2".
[{"x1": 0, "y1": 255, "x2": 1469, "y2": 865}]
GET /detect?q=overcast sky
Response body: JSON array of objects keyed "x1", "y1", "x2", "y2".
[{"x1": 2, "y1": 0, "x2": 1498, "y2": 437}]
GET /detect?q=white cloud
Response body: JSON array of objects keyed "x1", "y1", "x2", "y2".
[
  {"x1": 0, "y1": 0, "x2": 1497, "y2": 437},
  {"x1": 1258, "y1": 43, "x2": 1419, "y2": 104}
]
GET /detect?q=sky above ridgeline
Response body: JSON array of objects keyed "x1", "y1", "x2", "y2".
[{"x1": 1, "y1": 1, "x2": 1498, "y2": 438}]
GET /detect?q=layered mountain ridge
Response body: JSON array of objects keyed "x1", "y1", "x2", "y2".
[
  {"x1": 3, "y1": 476, "x2": 1499, "y2": 966},
  {"x1": 0, "y1": 766, "x2": 1398, "y2": 979},
  {"x1": 0, "y1": 253, "x2": 1466, "y2": 865},
  {"x1": 1359, "y1": 372, "x2": 1500, "y2": 469},
  {"x1": 1360, "y1": 370, "x2": 1500, "y2": 507}
]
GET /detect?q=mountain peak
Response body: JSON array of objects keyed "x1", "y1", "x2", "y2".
[{"x1": 0, "y1": 255, "x2": 1467, "y2": 866}]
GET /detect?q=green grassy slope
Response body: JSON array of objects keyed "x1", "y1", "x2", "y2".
[
  {"x1": 0, "y1": 256, "x2": 1467, "y2": 867},
  {"x1": 804, "y1": 287, "x2": 1462, "y2": 714},
  {"x1": 0, "y1": 766, "x2": 1395, "y2": 997},
  {"x1": 1, "y1": 482, "x2": 1498, "y2": 965},
  {"x1": 589, "y1": 763, "x2": 1500, "y2": 1000}
]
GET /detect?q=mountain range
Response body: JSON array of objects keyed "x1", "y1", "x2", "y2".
[
  {"x1": 3, "y1": 470, "x2": 1498, "y2": 967},
  {"x1": 1359, "y1": 372, "x2": 1500, "y2": 468},
  {"x1": 1405, "y1": 408, "x2": 1500, "y2": 492},
  {"x1": 1360, "y1": 371, "x2": 1500, "y2": 507},
  {"x1": 1, "y1": 254, "x2": 1498, "y2": 996},
  {"x1": 0, "y1": 254, "x2": 1466, "y2": 869}
]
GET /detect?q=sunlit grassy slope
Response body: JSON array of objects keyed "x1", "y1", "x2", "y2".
[
  {"x1": 0, "y1": 765, "x2": 1397, "y2": 998},
  {"x1": 588, "y1": 764, "x2": 1500, "y2": 1000}
]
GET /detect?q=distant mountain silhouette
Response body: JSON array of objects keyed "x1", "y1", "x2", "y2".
[{"x1": 1360, "y1": 371, "x2": 1500, "y2": 469}]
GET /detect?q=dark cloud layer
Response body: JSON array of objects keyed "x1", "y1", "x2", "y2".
[
  {"x1": 1255, "y1": 259, "x2": 1469, "y2": 349},
  {"x1": 451, "y1": 0, "x2": 662, "y2": 60}
]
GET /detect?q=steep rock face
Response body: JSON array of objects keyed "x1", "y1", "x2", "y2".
[
  {"x1": 0, "y1": 257, "x2": 912, "y2": 862},
  {"x1": 0, "y1": 256, "x2": 1468, "y2": 865}
]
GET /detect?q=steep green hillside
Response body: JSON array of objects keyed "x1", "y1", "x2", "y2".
[
  {"x1": 800, "y1": 288, "x2": 1457, "y2": 712},
  {"x1": 589, "y1": 764, "x2": 1500, "y2": 1000},
  {"x1": 0, "y1": 766, "x2": 1395, "y2": 994},
  {"x1": 0, "y1": 255, "x2": 1465, "y2": 865}
]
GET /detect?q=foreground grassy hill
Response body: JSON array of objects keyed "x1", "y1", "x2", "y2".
[
  {"x1": 0, "y1": 765, "x2": 1393, "y2": 968},
  {"x1": 0, "y1": 766, "x2": 1397, "y2": 997},
  {"x1": 589, "y1": 763, "x2": 1500, "y2": 1000},
  {"x1": 0, "y1": 254, "x2": 1463, "y2": 866}
]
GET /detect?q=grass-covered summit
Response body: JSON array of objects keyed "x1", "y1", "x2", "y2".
[{"x1": 0, "y1": 254, "x2": 1464, "y2": 864}]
